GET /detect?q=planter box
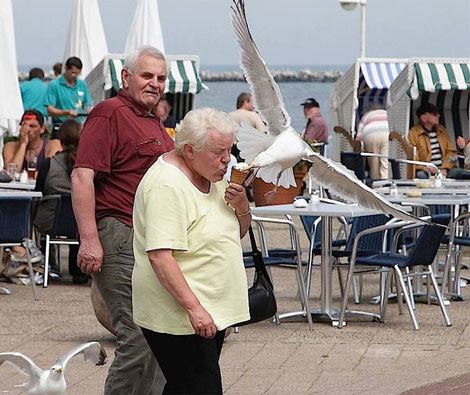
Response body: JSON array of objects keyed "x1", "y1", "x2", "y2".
[{"x1": 252, "y1": 168, "x2": 307, "y2": 206}]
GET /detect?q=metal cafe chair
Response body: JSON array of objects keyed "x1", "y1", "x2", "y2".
[
  {"x1": 338, "y1": 214, "x2": 451, "y2": 330},
  {"x1": 41, "y1": 194, "x2": 79, "y2": 288},
  {"x1": 0, "y1": 196, "x2": 38, "y2": 300},
  {"x1": 302, "y1": 213, "x2": 388, "y2": 304},
  {"x1": 442, "y1": 211, "x2": 470, "y2": 299},
  {"x1": 243, "y1": 215, "x2": 313, "y2": 330}
]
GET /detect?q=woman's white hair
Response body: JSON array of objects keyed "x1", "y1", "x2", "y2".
[
  {"x1": 124, "y1": 45, "x2": 166, "y2": 74},
  {"x1": 174, "y1": 108, "x2": 238, "y2": 154}
]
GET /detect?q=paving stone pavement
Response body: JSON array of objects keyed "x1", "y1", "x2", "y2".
[{"x1": 1, "y1": 216, "x2": 470, "y2": 394}]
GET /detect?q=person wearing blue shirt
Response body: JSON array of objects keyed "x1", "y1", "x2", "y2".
[
  {"x1": 44, "y1": 57, "x2": 92, "y2": 139},
  {"x1": 20, "y1": 68, "x2": 47, "y2": 116}
]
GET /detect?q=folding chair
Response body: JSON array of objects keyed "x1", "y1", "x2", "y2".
[
  {"x1": 442, "y1": 211, "x2": 470, "y2": 299},
  {"x1": 244, "y1": 215, "x2": 313, "y2": 330},
  {"x1": 42, "y1": 194, "x2": 79, "y2": 288},
  {"x1": 0, "y1": 196, "x2": 38, "y2": 300},
  {"x1": 338, "y1": 215, "x2": 451, "y2": 330}
]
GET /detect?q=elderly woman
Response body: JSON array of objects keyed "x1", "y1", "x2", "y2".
[{"x1": 132, "y1": 107, "x2": 250, "y2": 394}]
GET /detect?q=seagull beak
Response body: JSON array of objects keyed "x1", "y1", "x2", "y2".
[{"x1": 56, "y1": 368, "x2": 63, "y2": 374}]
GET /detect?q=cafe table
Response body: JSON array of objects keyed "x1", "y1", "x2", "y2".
[
  {"x1": 0, "y1": 181, "x2": 36, "y2": 191},
  {"x1": 0, "y1": 190, "x2": 42, "y2": 198},
  {"x1": 373, "y1": 179, "x2": 470, "y2": 188},
  {"x1": 252, "y1": 202, "x2": 380, "y2": 327},
  {"x1": 375, "y1": 185, "x2": 470, "y2": 195}
]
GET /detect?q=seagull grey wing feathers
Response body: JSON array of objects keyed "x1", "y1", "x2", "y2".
[
  {"x1": 56, "y1": 342, "x2": 107, "y2": 371},
  {"x1": 306, "y1": 152, "x2": 429, "y2": 225},
  {"x1": 231, "y1": 0, "x2": 290, "y2": 134},
  {"x1": 0, "y1": 352, "x2": 42, "y2": 378}
]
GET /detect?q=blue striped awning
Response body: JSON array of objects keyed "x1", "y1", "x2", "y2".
[
  {"x1": 107, "y1": 57, "x2": 206, "y2": 94},
  {"x1": 360, "y1": 62, "x2": 406, "y2": 89},
  {"x1": 355, "y1": 62, "x2": 406, "y2": 129}
]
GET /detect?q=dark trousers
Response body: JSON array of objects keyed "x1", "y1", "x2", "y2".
[{"x1": 141, "y1": 327, "x2": 226, "y2": 395}]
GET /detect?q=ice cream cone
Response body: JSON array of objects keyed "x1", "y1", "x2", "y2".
[{"x1": 230, "y1": 167, "x2": 250, "y2": 185}]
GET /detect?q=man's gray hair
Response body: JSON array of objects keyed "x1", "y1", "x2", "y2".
[
  {"x1": 124, "y1": 46, "x2": 166, "y2": 74},
  {"x1": 174, "y1": 108, "x2": 238, "y2": 154}
]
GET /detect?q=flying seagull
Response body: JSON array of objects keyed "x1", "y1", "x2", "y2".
[
  {"x1": 230, "y1": 0, "x2": 427, "y2": 224},
  {"x1": 0, "y1": 342, "x2": 107, "y2": 395}
]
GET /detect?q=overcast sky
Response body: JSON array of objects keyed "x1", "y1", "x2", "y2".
[{"x1": 12, "y1": 0, "x2": 470, "y2": 69}]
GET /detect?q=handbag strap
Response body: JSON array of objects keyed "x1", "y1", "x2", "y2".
[{"x1": 248, "y1": 226, "x2": 274, "y2": 288}]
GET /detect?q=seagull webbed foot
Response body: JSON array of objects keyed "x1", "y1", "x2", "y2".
[{"x1": 264, "y1": 187, "x2": 278, "y2": 205}]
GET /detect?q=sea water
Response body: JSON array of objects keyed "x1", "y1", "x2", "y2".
[
  {"x1": 195, "y1": 80, "x2": 335, "y2": 135},
  {"x1": 194, "y1": 64, "x2": 346, "y2": 157}
]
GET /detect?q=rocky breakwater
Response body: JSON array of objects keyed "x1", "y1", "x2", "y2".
[{"x1": 200, "y1": 69, "x2": 342, "y2": 82}]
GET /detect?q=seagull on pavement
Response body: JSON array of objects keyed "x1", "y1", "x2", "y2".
[
  {"x1": 0, "y1": 342, "x2": 107, "y2": 395},
  {"x1": 230, "y1": 0, "x2": 428, "y2": 224}
]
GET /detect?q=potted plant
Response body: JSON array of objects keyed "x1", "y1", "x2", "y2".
[{"x1": 252, "y1": 137, "x2": 317, "y2": 206}]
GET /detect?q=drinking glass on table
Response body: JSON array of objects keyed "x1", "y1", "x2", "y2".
[
  {"x1": 7, "y1": 163, "x2": 18, "y2": 182},
  {"x1": 26, "y1": 150, "x2": 38, "y2": 180}
]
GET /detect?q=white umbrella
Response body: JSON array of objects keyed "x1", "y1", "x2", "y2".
[
  {"x1": 64, "y1": 0, "x2": 108, "y2": 79},
  {"x1": 125, "y1": 0, "x2": 165, "y2": 54},
  {"x1": 0, "y1": 0, "x2": 23, "y2": 153}
]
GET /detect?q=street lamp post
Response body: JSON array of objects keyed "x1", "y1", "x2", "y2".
[{"x1": 339, "y1": 0, "x2": 367, "y2": 58}]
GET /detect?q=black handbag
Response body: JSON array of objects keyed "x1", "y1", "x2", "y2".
[
  {"x1": 236, "y1": 226, "x2": 277, "y2": 326},
  {"x1": 0, "y1": 170, "x2": 12, "y2": 183}
]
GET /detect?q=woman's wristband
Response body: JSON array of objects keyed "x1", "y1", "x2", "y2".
[{"x1": 235, "y1": 208, "x2": 251, "y2": 217}]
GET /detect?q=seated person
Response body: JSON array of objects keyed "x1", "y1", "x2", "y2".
[
  {"x1": 33, "y1": 119, "x2": 87, "y2": 284},
  {"x1": 455, "y1": 136, "x2": 470, "y2": 177},
  {"x1": 155, "y1": 98, "x2": 177, "y2": 140},
  {"x1": 230, "y1": 92, "x2": 266, "y2": 132},
  {"x1": 3, "y1": 110, "x2": 61, "y2": 174},
  {"x1": 408, "y1": 103, "x2": 462, "y2": 179}
]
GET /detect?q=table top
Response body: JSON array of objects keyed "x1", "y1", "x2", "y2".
[
  {"x1": 0, "y1": 190, "x2": 42, "y2": 198},
  {"x1": 375, "y1": 186, "x2": 470, "y2": 195},
  {"x1": 380, "y1": 193, "x2": 470, "y2": 206},
  {"x1": 0, "y1": 181, "x2": 36, "y2": 190},
  {"x1": 373, "y1": 179, "x2": 470, "y2": 188},
  {"x1": 252, "y1": 202, "x2": 380, "y2": 217}
]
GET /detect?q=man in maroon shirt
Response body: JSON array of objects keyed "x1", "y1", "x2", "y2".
[
  {"x1": 301, "y1": 97, "x2": 329, "y2": 155},
  {"x1": 71, "y1": 46, "x2": 174, "y2": 395}
]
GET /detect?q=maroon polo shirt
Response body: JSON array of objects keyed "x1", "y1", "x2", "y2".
[{"x1": 74, "y1": 90, "x2": 174, "y2": 226}]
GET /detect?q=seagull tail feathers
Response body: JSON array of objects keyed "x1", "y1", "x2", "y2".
[{"x1": 257, "y1": 165, "x2": 296, "y2": 189}]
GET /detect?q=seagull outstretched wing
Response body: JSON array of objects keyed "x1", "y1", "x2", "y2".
[
  {"x1": 306, "y1": 152, "x2": 429, "y2": 224},
  {"x1": 231, "y1": 0, "x2": 290, "y2": 134},
  {"x1": 0, "y1": 352, "x2": 42, "y2": 379},
  {"x1": 56, "y1": 342, "x2": 107, "y2": 371}
]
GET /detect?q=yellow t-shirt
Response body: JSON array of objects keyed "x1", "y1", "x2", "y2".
[{"x1": 132, "y1": 155, "x2": 250, "y2": 335}]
